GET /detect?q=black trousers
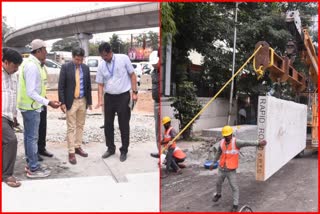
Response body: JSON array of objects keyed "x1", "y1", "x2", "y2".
[
  {"x1": 104, "y1": 91, "x2": 131, "y2": 154},
  {"x1": 38, "y1": 106, "x2": 47, "y2": 153},
  {"x1": 2, "y1": 117, "x2": 18, "y2": 180},
  {"x1": 166, "y1": 147, "x2": 185, "y2": 172}
]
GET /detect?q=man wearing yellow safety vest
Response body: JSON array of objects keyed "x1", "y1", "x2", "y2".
[
  {"x1": 210, "y1": 125, "x2": 267, "y2": 212},
  {"x1": 161, "y1": 116, "x2": 186, "y2": 174},
  {"x1": 17, "y1": 39, "x2": 61, "y2": 178}
]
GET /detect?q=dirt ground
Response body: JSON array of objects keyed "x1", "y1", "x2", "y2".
[
  {"x1": 161, "y1": 140, "x2": 318, "y2": 212},
  {"x1": 46, "y1": 74, "x2": 154, "y2": 114}
]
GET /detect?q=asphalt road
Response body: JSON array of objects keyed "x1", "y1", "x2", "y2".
[{"x1": 161, "y1": 148, "x2": 318, "y2": 212}]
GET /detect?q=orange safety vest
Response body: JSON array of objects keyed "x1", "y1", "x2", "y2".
[
  {"x1": 219, "y1": 137, "x2": 239, "y2": 170},
  {"x1": 163, "y1": 127, "x2": 186, "y2": 160}
]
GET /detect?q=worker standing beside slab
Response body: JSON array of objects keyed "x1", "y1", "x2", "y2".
[{"x1": 211, "y1": 125, "x2": 267, "y2": 212}]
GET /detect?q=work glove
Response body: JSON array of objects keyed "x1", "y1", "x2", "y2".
[{"x1": 259, "y1": 140, "x2": 267, "y2": 147}]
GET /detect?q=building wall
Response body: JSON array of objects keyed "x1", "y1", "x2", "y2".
[{"x1": 161, "y1": 97, "x2": 237, "y2": 133}]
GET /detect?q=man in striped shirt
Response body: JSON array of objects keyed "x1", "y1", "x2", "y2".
[{"x1": 2, "y1": 48, "x2": 23, "y2": 187}]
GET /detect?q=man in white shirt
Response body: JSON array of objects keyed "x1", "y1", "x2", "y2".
[
  {"x1": 2, "y1": 48, "x2": 23, "y2": 187},
  {"x1": 95, "y1": 42, "x2": 138, "y2": 162},
  {"x1": 17, "y1": 39, "x2": 61, "y2": 178}
]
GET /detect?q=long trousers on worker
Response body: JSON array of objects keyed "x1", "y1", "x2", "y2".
[
  {"x1": 154, "y1": 102, "x2": 160, "y2": 151},
  {"x1": 2, "y1": 117, "x2": 18, "y2": 181},
  {"x1": 104, "y1": 91, "x2": 131, "y2": 154},
  {"x1": 216, "y1": 168, "x2": 239, "y2": 206},
  {"x1": 166, "y1": 147, "x2": 185, "y2": 172},
  {"x1": 38, "y1": 106, "x2": 47, "y2": 153}
]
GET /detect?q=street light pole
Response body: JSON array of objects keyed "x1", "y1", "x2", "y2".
[{"x1": 227, "y1": 2, "x2": 239, "y2": 125}]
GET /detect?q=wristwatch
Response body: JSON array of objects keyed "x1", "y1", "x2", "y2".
[{"x1": 133, "y1": 90, "x2": 138, "y2": 94}]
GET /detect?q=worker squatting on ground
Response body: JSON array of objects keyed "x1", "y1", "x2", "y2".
[
  {"x1": 210, "y1": 125, "x2": 267, "y2": 212},
  {"x1": 161, "y1": 116, "x2": 186, "y2": 175}
]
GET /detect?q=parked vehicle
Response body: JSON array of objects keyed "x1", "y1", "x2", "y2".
[
  {"x1": 19, "y1": 58, "x2": 61, "y2": 75},
  {"x1": 132, "y1": 62, "x2": 143, "y2": 86},
  {"x1": 47, "y1": 51, "x2": 72, "y2": 64},
  {"x1": 45, "y1": 59, "x2": 62, "y2": 74},
  {"x1": 85, "y1": 56, "x2": 102, "y2": 72},
  {"x1": 141, "y1": 63, "x2": 154, "y2": 74}
]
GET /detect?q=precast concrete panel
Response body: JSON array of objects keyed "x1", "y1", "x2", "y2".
[{"x1": 256, "y1": 96, "x2": 307, "y2": 181}]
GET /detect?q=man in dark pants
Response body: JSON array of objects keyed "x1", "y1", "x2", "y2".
[
  {"x1": 95, "y1": 42, "x2": 138, "y2": 162},
  {"x1": 37, "y1": 106, "x2": 53, "y2": 161},
  {"x1": 37, "y1": 61, "x2": 54, "y2": 161},
  {"x1": 2, "y1": 48, "x2": 23, "y2": 187},
  {"x1": 150, "y1": 48, "x2": 160, "y2": 158}
]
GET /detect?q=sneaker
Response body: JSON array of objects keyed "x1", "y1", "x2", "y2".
[
  {"x1": 212, "y1": 193, "x2": 221, "y2": 202},
  {"x1": 26, "y1": 166, "x2": 51, "y2": 178},
  {"x1": 25, "y1": 164, "x2": 48, "y2": 172}
]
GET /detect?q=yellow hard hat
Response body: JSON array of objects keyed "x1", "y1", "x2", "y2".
[
  {"x1": 162, "y1": 116, "x2": 171, "y2": 125},
  {"x1": 222, "y1": 125, "x2": 233, "y2": 137}
]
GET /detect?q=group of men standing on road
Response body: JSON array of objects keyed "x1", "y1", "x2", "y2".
[{"x1": 2, "y1": 39, "x2": 138, "y2": 187}]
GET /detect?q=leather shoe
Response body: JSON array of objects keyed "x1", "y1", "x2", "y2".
[
  {"x1": 150, "y1": 153, "x2": 159, "y2": 158},
  {"x1": 38, "y1": 155, "x2": 43, "y2": 162},
  {"x1": 69, "y1": 153, "x2": 77, "y2": 165},
  {"x1": 75, "y1": 147, "x2": 88, "y2": 157},
  {"x1": 102, "y1": 151, "x2": 115, "y2": 159},
  {"x1": 120, "y1": 153, "x2": 127, "y2": 162},
  {"x1": 39, "y1": 150, "x2": 53, "y2": 157}
]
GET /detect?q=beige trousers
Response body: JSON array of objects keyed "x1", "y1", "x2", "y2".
[{"x1": 66, "y1": 98, "x2": 87, "y2": 153}]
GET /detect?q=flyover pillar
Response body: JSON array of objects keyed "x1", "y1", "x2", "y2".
[{"x1": 75, "y1": 33, "x2": 93, "y2": 57}]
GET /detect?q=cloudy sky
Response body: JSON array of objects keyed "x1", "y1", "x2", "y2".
[{"x1": 2, "y1": 2, "x2": 159, "y2": 50}]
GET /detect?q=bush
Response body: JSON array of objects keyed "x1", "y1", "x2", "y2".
[{"x1": 170, "y1": 81, "x2": 202, "y2": 140}]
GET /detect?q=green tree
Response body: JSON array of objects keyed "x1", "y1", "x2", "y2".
[
  {"x1": 170, "y1": 81, "x2": 202, "y2": 140},
  {"x1": 109, "y1": 34, "x2": 122, "y2": 53},
  {"x1": 165, "y1": 2, "x2": 317, "y2": 99},
  {"x1": 147, "y1": 31, "x2": 159, "y2": 50},
  {"x1": 134, "y1": 33, "x2": 145, "y2": 48},
  {"x1": 161, "y1": 2, "x2": 177, "y2": 45},
  {"x1": 134, "y1": 31, "x2": 158, "y2": 50},
  {"x1": 88, "y1": 42, "x2": 100, "y2": 56},
  {"x1": 51, "y1": 37, "x2": 79, "y2": 52}
]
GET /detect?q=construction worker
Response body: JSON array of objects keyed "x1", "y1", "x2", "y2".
[
  {"x1": 161, "y1": 116, "x2": 186, "y2": 174},
  {"x1": 17, "y1": 39, "x2": 61, "y2": 178},
  {"x1": 210, "y1": 125, "x2": 267, "y2": 212}
]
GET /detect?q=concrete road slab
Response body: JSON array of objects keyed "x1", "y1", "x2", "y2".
[{"x1": 2, "y1": 172, "x2": 159, "y2": 212}]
